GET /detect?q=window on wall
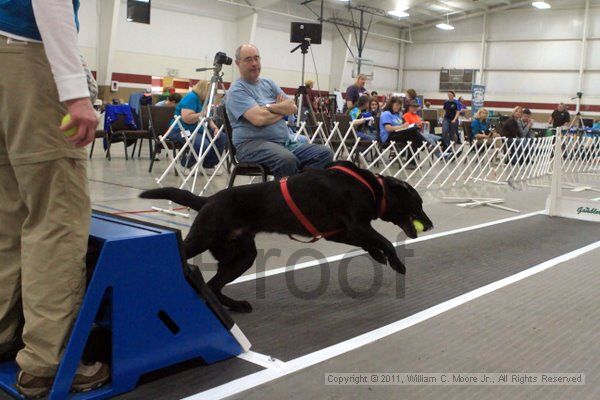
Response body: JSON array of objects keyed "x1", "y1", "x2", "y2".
[{"x1": 127, "y1": 0, "x2": 151, "y2": 24}]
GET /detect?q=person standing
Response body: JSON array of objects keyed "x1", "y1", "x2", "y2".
[
  {"x1": 0, "y1": 1, "x2": 109, "y2": 397},
  {"x1": 548, "y1": 103, "x2": 571, "y2": 128},
  {"x1": 442, "y1": 91, "x2": 460, "y2": 148},
  {"x1": 344, "y1": 74, "x2": 367, "y2": 112},
  {"x1": 402, "y1": 89, "x2": 421, "y2": 114}
]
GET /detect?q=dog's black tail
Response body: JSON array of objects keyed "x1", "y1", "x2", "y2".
[{"x1": 139, "y1": 188, "x2": 208, "y2": 211}]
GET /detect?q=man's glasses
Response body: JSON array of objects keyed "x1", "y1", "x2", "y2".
[{"x1": 240, "y1": 55, "x2": 260, "y2": 63}]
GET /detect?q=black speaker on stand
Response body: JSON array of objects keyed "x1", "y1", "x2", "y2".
[{"x1": 290, "y1": 22, "x2": 322, "y2": 128}]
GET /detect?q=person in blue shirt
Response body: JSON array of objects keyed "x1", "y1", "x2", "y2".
[
  {"x1": 379, "y1": 96, "x2": 424, "y2": 168},
  {"x1": 471, "y1": 108, "x2": 491, "y2": 141},
  {"x1": 170, "y1": 80, "x2": 227, "y2": 169},
  {"x1": 348, "y1": 96, "x2": 377, "y2": 141},
  {"x1": 225, "y1": 44, "x2": 332, "y2": 180},
  {"x1": 455, "y1": 96, "x2": 467, "y2": 116}
]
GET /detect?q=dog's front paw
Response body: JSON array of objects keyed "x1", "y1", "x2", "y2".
[
  {"x1": 388, "y1": 258, "x2": 406, "y2": 275},
  {"x1": 367, "y1": 249, "x2": 387, "y2": 264},
  {"x1": 229, "y1": 300, "x2": 253, "y2": 313}
]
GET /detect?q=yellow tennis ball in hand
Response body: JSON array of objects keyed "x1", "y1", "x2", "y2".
[
  {"x1": 413, "y1": 219, "x2": 425, "y2": 233},
  {"x1": 61, "y1": 113, "x2": 78, "y2": 137}
]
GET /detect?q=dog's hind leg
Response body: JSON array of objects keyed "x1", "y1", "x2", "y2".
[{"x1": 207, "y1": 235, "x2": 257, "y2": 313}]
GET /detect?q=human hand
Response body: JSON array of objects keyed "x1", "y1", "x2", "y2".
[
  {"x1": 276, "y1": 93, "x2": 287, "y2": 103},
  {"x1": 62, "y1": 97, "x2": 98, "y2": 147}
]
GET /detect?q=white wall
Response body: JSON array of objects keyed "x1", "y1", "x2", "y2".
[
  {"x1": 340, "y1": 29, "x2": 404, "y2": 94},
  {"x1": 76, "y1": 0, "x2": 600, "y2": 113},
  {"x1": 76, "y1": 0, "x2": 337, "y2": 90},
  {"x1": 403, "y1": 1, "x2": 600, "y2": 112}
]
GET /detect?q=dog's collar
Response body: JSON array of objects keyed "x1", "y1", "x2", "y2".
[{"x1": 328, "y1": 165, "x2": 387, "y2": 219}]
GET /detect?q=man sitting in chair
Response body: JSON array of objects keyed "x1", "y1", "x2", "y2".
[{"x1": 225, "y1": 44, "x2": 333, "y2": 180}]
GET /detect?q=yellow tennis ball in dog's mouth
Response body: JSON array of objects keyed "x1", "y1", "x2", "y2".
[
  {"x1": 61, "y1": 113, "x2": 77, "y2": 137},
  {"x1": 413, "y1": 219, "x2": 425, "y2": 233}
]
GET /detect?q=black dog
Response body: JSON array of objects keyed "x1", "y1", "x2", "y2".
[{"x1": 140, "y1": 161, "x2": 433, "y2": 313}]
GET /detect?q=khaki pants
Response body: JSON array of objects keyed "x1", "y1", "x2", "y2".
[{"x1": 0, "y1": 35, "x2": 90, "y2": 377}]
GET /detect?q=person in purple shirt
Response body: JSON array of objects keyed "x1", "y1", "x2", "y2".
[{"x1": 344, "y1": 74, "x2": 367, "y2": 112}]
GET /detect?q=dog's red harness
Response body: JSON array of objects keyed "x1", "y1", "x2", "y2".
[{"x1": 280, "y1": 165, "x2": 387, "y2": 243}]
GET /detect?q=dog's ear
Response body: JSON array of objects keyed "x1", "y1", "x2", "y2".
[{"x1": 384, "y1": 176, "x2": 423, "y2": 204}]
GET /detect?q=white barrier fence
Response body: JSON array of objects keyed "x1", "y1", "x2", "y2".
[
  {"x1": 546, "y1": 129, "x2": 600, "y2": 222},
  {"x1": 153, "y1": 118, "x2": 600, "y2": 209}
]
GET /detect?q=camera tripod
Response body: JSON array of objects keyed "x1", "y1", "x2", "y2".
[
  {"x1": 291, "y1": 39, "x2": 311, "y2": 128},
  {"x1": 568, "y1": 92, "x2": 585, "y2": 131},
  {"x1": 154, "y1": 64, "x2": 229, "y2": 200}
]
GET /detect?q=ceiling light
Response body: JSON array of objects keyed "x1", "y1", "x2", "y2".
[
  {"x1": 388, "y1": 10, "x2": 409, "y2": 18},
  {"x1": 532, "y1": 1, "x2": 551, "y2": 9},
  {"x1": 436, "y1": 13, "x2": 454, "y2": 30},
  {"x1": 436, "y1": 23, "x2": 454, "y2": 30}
]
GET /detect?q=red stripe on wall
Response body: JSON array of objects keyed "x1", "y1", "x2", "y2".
[
  {"x1": 111, "y1": 72, "x2": 152, "y2": 84},
  {"x1": 173, "y1": 80, "x2": 190, "y2": 90},
  {"x1": 427, "y1": 98, "x2": 600, "y2": 112},
  {"x1": 102, "y1": 71, "x2": 599, "y2": 112}
]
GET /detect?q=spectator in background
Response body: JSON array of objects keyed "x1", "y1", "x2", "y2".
[
  {"x1": 348, "y1": 96, "x2": 377, "y2": 141},
  {"x1": 503, "y1": 106, "x2": 529, "y2": 165},
  {"x1": 379, "y1": 96, "x2": 424, "y2": 168},
  {"x1": 549, "y1": 103, "x2": 570, "y2": 128},
  {"x1": 226, "y1": 44, "x2": 332, "y2": 179},
  {"x1": 471, "y1": 108, "x2": 500, "y2": 143},
  {"x1": 155, "y1": 93, "x2": 182, "y2": 107},
  {"x1": 344, "y1": 74, "x2": 367, "y2": 112},
  {"x1": 519, "y1": 108, "x2": 535, "y2": 138},
  {"x1": 456, "y1": 96, "x2": 467, "y2": 117},
  {"x1": 299, "y1": 79, "x2": 315, "y2": 122},
  {"x1": 369, "y1": 97, "x2": 381, "y2": 118},
  {"x1": 403, "y1": 89, "x2": 421, "y2": 114},
  {"x1": 502, "y1": 106, "x2": 524, "y2": 139},
  {"x1": 370, "y1": 91, "x2": 378, "y2": 97},
  {"x1": 403, "y1": 101, "x2": 441, "y2": 155},
  {"x1": 170, "y1": 80, "x2": 227, "y2": 169},
  {"x1": 442, "y1": 91, "x2": 460, "y2": 148}
]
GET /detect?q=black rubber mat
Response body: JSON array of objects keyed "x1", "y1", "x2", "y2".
[
  {"x1": 2, "y1": 215, "x2": 597, "y2": 400},
  {"x1": 226, "y1": 215, "x2": 600, "y2": 361}
]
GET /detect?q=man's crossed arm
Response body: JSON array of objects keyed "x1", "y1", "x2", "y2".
[{"x1": 243, "y1": 94, "x2": 298, "y2": 127}]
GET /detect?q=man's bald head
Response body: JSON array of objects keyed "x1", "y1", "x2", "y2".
[
  {"x1": 235, "y1": 44, "x2": 261, "y2": 83},
  {"x1": 235, "y1": 44, "x2": 259, "y2": 61}
]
